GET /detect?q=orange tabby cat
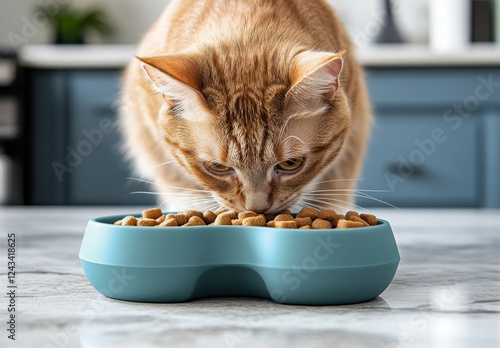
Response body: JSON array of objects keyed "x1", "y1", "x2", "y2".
[{"x1": 120, "y1": 0, "x2": 371, "y2": 213}]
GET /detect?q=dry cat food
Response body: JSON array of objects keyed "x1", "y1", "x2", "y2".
[{"x1": 114, "y1": 207, "x2": 378, "y2": 229}]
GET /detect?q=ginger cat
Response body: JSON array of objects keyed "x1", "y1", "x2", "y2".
[{"x1": 120, "y1": 0, "x2": 371, "y2": 214}]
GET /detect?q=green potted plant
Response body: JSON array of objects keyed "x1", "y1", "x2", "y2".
[{"x1": 37, "y1": 5, "x2": 112, "y2": 44}]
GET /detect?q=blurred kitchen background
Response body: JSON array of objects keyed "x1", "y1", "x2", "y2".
[{"x1": 0, "y1": 0, "x2": 498, "y2": 208}]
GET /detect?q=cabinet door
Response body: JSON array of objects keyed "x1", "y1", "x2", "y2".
[
  {"x1": 67, "y1": 71, "x2": 155, "y2": 205},
  {"x1": 356, "y1": 112, "x2": 479, "y2": 207},
  {"x1": 484, "y1": 112, "x2": 500, "y2": 208}
]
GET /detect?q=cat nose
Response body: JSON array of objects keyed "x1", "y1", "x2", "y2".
[
  {"x1": 244, "y1": 192, "x2": 270, "y2": 213},
  {"x1": 244, "y1": 203, "x2": 270, "y2": 214}
]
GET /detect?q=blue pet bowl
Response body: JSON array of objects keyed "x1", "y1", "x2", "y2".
[{"x1": 79, "y1": 214, "x2": 400, "y2": 305}]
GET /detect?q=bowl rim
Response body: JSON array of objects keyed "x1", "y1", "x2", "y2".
[{"x1": 88, "y1": 212, "x2": 390, "y2": 236}]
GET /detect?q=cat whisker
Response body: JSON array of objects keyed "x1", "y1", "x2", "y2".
[
  {"x1": 302, "y1": 196, "x2": 368, "y2": 212},
  {"x1": 312, "y1": 177, "x2": 366, "y2": 186},
  {"x1": 158, "y1": 197, "x2": 217, "y2": 211},
  {"x1": 299, "y1": 199, "x2": 334, "y2": 212},
  {"x1": 304, "y1": 193, "x2": 388, "y2": 201},
  {"x1": 307, "y1": 188, "x2": 390, "y2": 193},
  {"x1": 151, "y1": 160, "x2": 177, "y2": 170},
  {"x1": 304, "y1": 184, "x2": 399, "y2": 209},
  {"x1": 129, "y1": 191, "x2": 213, "y2": 200},
  {"x1": 204, "y1": 202, "x2": 223, "y2": 212},
  {"x1": 288, "y1": 202, "x2": 303, "y2": 213},
  {"x1": 126, "y1": 177, "x2": 210, "y2": 193},
  {"x1": 304, "y1": 191, "x2": 399, "y2": 210},
  {"x1": 277, "y1": 115, "x2": 292, "y2": 143},
  {"x1": 282, "y1": 135, "x2": 307, "y2": 146}
]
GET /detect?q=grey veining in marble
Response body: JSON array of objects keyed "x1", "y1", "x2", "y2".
[{"x1": 0, "y1": 207, "x2": 499, "y2": 348}]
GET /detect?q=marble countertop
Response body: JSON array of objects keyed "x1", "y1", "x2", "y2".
[
  {"x1": 18, "y1": 44, "x2": 500, "y2": 69},
  {"x1": 0, "y1": 207, "x2": 499, "y2": 348}
]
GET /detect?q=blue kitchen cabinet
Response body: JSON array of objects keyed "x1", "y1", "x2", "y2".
[
  {"x1": 28, "y1": 69, "x2": 155, "y2": 205},
  {"x1": 27, "y1": 67, "x2": 500, "y2": 207},
  {"x1": 356, "y1": 68, "x2": 500, "y2": 208}
]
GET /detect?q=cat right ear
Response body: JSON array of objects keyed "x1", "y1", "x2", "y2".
[
  {"x1": 285, "y1": 50, "x2": 345, "y2": 116},
  {"x1": 137, "y1": 54, "x2": 207, "y2": 117}
]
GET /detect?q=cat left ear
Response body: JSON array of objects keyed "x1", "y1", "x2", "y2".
[
  {"x1": 285, "y1": 50, "x2": 345, "y2": 113},
  {"x1": 137, "y1": 54, "x2": 206, "y2": 112}
]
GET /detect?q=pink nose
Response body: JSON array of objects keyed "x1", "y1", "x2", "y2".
[{"x1": 244, "y1": 204, "x2": 270, "y2": 214}]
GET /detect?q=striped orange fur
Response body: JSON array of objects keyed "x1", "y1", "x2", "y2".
[{"x1": 120, "y1": 0, "x2": 372, "y2": 213}]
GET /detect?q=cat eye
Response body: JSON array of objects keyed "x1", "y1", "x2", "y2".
[
  {"x1": 276, "y1": 158, "x2": 304, "y2": 172},
  {"x1": 205, "y1": 162, "x2": 233, "y2": 175}
]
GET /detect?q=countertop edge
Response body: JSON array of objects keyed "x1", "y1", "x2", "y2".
[{"x1": 17, "y1": 43, "x2": 500, "y2": 69}]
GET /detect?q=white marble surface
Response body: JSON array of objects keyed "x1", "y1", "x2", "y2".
[
  {"x1": 0, "y1": 207, "x2": 499, "y2": 348},
  {"x1": 18, "y1": 44, "x2": 500, "y2": 69}
]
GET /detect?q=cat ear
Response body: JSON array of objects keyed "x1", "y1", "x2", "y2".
[
  {"x1": 285, "y1": 50, "x2": 345, "y2": 113},
  {"x1": 137, "y1": 54, "x2": 206, "y2": 114}
]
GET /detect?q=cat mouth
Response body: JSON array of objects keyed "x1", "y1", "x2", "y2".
[
  {"x1": 214, "y1": 192, "x2": 302, "y2": 214},
  {"x1": 267, "y1": 194, "x2": 302, "y2": 214}
]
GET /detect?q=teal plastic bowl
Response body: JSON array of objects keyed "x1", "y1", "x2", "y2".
[{"x1": 79, "y1": 214, "x2": 400, "y2": 305}]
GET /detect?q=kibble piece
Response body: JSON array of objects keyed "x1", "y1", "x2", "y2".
[
  {"x1": 203, "y1": 210, "x2": 217, "y2": 224},
  {"x1": 299, "y1": 225, "x2": 311, "y2": 229},
  {"x1": 214, "y1": 213, "x2": 232, "y2": 225},
  {"x1": 160, "y1": 218, "x2": 178, "y2": 227},
  {"x1": 156, "y1": 215, "x2": 166, "y2": 224},
  {"x1": 184, "y1": 210, "x2": 204, "y2": 220},
  {"x1": 184, "y1": 216, "x2": 206, "y2": 226},
  {"x1": 142, "y1": 207, "x2": 162, "y2": 219},
  {"x1": 137, "y1": 218, "x2": 158, "y2": 226},
  {"x1": 238, "y1": 211, "x2": 258, "y2": 219},
  {"x1": 297, "y1": 206, "x2": 319, "y2": 219},
  {"x1": 312, "y1": 218, "x2": 332, "y2": 229},
  {"x1": 360, "y1": 213, "x2": 377, "y2": 226},
  {"x1": 318, "y1": 210, "x2": 340, "y2": 227},
  {"x1": 214, "y1": 207, "x2": 227, "y2": 215},
  {"x1": 174, "y1": 213, "x2": 188, "y2": 226},
  {"x1": 275, "y1": 220, "x2": 298, "y2": 229},
  {"x1": 122, "y1": 216, "x2": 138, "y2": 226},
  {"x1": 346, "y1": 215, "x2": 370, "y2": 227},
  {"x1": 337, "y1": 219, "x2": 365, "y2": 228},
  {"x1": 243, "y1": 215, "x2": 266, "y2": 226},
  {"x1": 318, "y1": 209, "x2": 337, "y2": 221},
  {"x1": 115, "y1": 207, "x2": 377, "y2": 230},
  {"x1": 274, "y1": 214, "x2": 295, "y2": 222},
  {"x1": 295, "y1": 217, "x2": 312, "y2": 227},
  {"x1": 224, "y1": 211, "x2": 238, "y2": 220},
  {"x1": 345, "y1": 211, "x2": 360, "y2": 220}
]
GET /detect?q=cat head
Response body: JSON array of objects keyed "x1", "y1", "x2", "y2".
[{"x1": 138, "y1": 46, "x2": 350, "y2": 213}]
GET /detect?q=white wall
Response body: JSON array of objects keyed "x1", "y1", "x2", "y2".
[
  {"x1": 0, "y1": 0, "x2": 426, "y2": 49},
  {"x1": 0, "y1": 0, "x2": 169, "y2": 47}
]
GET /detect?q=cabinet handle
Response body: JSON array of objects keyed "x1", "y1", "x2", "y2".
[
  {"x1": 385, "y1": 162, "x2": 429, "y2": 179},
  {"x1": 92, "y1": 105, "x2": 116, "y2": 118}
]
